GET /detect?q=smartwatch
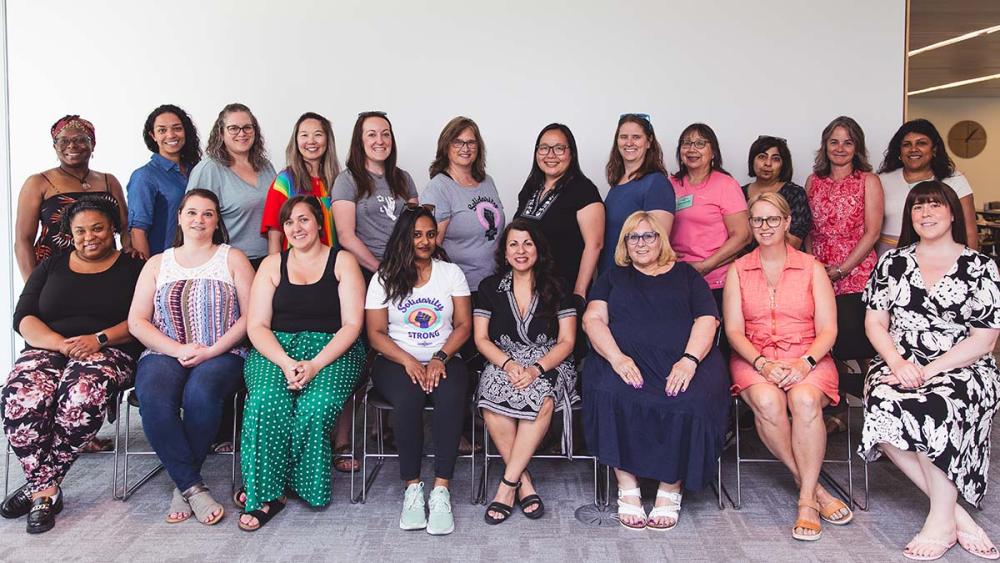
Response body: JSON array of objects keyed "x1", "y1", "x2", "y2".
[
  {"x1": 432, "y1": 350, "x2": 448, "y2": 363},
  {"x1": 95, "y1": 332, "x2": 109, "y2": 348},
  {"x1": 801, "y1": 355, "x2": 817, "y2": 370}
]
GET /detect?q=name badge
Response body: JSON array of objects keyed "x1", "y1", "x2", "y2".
[{"x1": 676, "y1": 194, "x2": 694, "y2": 211}]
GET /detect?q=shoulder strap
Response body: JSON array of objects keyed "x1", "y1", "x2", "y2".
[
  {"x1": 39, "y1": 172, "x2": 56, "y2": 188},
  {"x1": 280, "y1": 250, "x2": 290, "y2": 284}
]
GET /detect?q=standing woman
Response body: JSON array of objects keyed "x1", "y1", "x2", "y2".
[
  {"x1": 237, "y1": 196, "x2": 367, "y2": 531},
  {"x1": 669, "y1": 123, "x2": 751, "y2": 300},
  {"x1": 188, "y1": 103, "x2": 276, "y2": 268},
  {"x1": 261, "y1": 112, "x2": 340, "y2": 253},
  {"x1": 806, "y1": 116, "x2": 884, "y2": 361},
  {"x1": 14, "y1": 115, "x2": 133, "y2": 281},
  {"x1": 515, "y1": 123, "x2": 604, "y2": 300},
  {"x1": 128, "y1": 189, "x2": 255, "y2": 526},
  {"x1": 742, "y1": 135, "x2": 812, "y2": 250},
  {"x1": 365, "y1": 206, "x2": 472, "y2": 536},
  {"x1": 128, "y1": 104, "x2": 202, "y2": 259},
  {"x1": 599, "y1": 113, "x2": 674, "y2": 273},
  {"x1": 877, "y1": 118, "x2": 978, "y2": 254},
  {"x1": 332, "y1": 111, "x2": 418, "y2": 276},
  {"x1": 423, "y1": 116, "x2": 505, "y2": 293},
  {"x1": 860, "y1": 181, "x2": 999, "y2": 560}
]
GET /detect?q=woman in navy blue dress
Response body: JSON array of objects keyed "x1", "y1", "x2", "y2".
[{"x1": 582, "y1": 211, "x2": 729, "y2": 531}]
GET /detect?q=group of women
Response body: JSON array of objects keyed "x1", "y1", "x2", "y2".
[{"x1": 1, "y1": 106, "x2": 997, "y2": 560}]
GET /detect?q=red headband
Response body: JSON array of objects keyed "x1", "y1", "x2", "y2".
[{"x1": 51, "y1": 115, "x2": 96, "y2": 146}]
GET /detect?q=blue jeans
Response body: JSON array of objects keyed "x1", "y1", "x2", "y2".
[{"x1": 134, "y1": 352, "x2": 244, "y2": 491}]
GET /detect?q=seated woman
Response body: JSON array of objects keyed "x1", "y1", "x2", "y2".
[
  {"x1": 582, "y1": 211, "x2": 728, "y2": 530},
  {"x1": 365, "y1": 205, "x2": 471, "y2": 536},
  {"x1": 475, "y1": 218, "x2": 578, "y2": 524},
  {"x1": 724, "y1": 192, "x2": 851, "y2": 542},
  {"x1": 860, "y1": 181, "x2": 1000, "y2": 561},
  {"x1": 1, "y1": 196, "x2": 143, "y2": 534},
  {"x1": 128, "y1": 188, "x2": 255, "y2": 526},
  {"x1": 236, "y1": 195, "x2": 367, "y2": 531}
]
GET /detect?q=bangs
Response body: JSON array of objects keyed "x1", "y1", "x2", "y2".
[{"x1": 908, "y1": 180, "x2": 949, "y2": 207}]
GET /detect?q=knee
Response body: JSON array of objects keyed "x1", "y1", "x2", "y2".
[
  {"x1": 749, "y1": 393, "x2": 786, "y2": 426},
  {"x1": 182, "y1": 383, "x2": 223, "y2": 413},
  {"x1": 57, "y1": 373, "x2": 109, "y2": 411},
  {"x1": 537, "y1": 398, "x2": 555, "y2": 419},
  {"x1": 788, "y1": 390, "x2": 822, "y2": 420}
]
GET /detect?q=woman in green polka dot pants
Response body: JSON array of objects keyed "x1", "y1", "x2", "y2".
[{"x1": 237, "y1": 196, "x2": 368, "y2": 531}]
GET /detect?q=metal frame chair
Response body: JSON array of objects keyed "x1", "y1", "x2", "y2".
[
  {"x1": 730, "y1": 393, "x2": 869, "y2": 511},
  {"x1": 117, "y1": 387, "x2": 241, "y2": 501}
]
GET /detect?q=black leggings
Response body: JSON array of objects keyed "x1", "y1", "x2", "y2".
[{"x1": 372, "y1": 355, "x2": 469, "y2": 481}]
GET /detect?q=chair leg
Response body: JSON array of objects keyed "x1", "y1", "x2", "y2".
[
  {"x1": 230, "y1": 392, "x2": 239, "y2": 496},
  {"x1": 734, "y1": 398, "x2": 743, "y2": 510},
  {"x1": 3, "y1": 441, "x2": 10, "y2": 498}
]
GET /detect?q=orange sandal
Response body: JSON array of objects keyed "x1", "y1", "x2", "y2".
[
  {"x1": 819, "y1": 497, "x2": 854, "y2": 525},
  {"x1": 792, "y1": 500, "x2": 822, "y2": 541}
]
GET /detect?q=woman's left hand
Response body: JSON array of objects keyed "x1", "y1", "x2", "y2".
[
  {"x1": 777, "y1": 358, "x2": 811, "y2": 389},
  {"x1": 689, "y1": 261, "x2": 708, "y2": 275},
  {"x1": 63, "y1": 335, "x2": 101, "y2": 359},
  {"x1": 511, "y1": 364, "x2": 540, "y2": 390},
  {"x1": 288, "y1": 360, "x2": 320, "y2": 390},
  {"x1": 665, "y1": 357, "x2": 696, "y2": 396},
  {"x1": 425, "y1": 358, "x2": 447, "y2": 392},
  {"x1": 121, "y1": 241, "x2": 145, "y2": 260},
  {"x1": 825, "y1": 264, "x2": 844, "y2": 282}
]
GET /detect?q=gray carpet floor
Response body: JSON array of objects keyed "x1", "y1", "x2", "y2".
[{"x1": 1, "y1": 407, "x2": 998, "y2": 562}]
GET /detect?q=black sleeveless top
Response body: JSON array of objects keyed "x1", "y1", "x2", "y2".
[{"x1": 271, "y1": 249, "x2": 343, "y2": 333}]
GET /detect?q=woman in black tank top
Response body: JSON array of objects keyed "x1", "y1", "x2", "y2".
[{"x1": 237, "y1": 195, "x2": 367, "y2": 531}]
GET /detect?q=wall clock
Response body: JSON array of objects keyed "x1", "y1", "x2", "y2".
[{"x1": 947, "y1": 120, "x2": 987, "y2": 159}]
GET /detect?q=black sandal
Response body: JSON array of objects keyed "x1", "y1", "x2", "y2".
[
  {"x1": 233, "y1": 487, "x2": 246, "y2": 509},
  {"x1": 484, "y1": 477, "x2": 520, "y2": 525},
  {"x1": 238, "y1": 499, "x2": 286, "y2": 532},
  {"x1": 518, "y1": 471, "x2": 544, "y2": 520}
]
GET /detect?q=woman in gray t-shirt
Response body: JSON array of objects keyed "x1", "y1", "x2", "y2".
[
  {"x1": 422, "y1": 116, "x2": 505, "y2": 293},
  {"x1": 187, "y1": 103, "x2": 276, "y2": 265}
]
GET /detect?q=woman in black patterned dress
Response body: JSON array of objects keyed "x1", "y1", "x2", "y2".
[
  {"x1": 475, "y1": 218, "x2": 577, "y2": 524},
  {"x1": 860, "y1": 181, "x2": 1000, "y2": 560}
]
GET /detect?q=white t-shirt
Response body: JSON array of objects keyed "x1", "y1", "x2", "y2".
[
  {"x1": 365, "y1": 259, "x2": 471, "y2": 363},
  {"x1": 880, "y1": 168, "x2": 974, "y2": 238}
]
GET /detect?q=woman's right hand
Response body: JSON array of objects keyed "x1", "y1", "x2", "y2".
[
  {"x1": 174, "y1": 342, "x2": 207, "y2": 365},
  {"x1": 404, "y1": 357, "x2": 428, "y2": 390},
  {"x1": 760, "y1": 361, "x2": 788, "y2": 385},
  {"x1": 611, "y1": 354, "x2": 643, "y2": 388},
  {"x1": 888, "y1": 358, "x2": 924, "y2": 389}
]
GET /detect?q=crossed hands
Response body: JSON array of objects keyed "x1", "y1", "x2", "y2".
[
  {"x1": 503, "y1": 361, "x2": 541, "y2": 390},
  {"x1": 404, "y1": 358, "x2": 448, "y2": 394},
  {"x1": 174, "y1": 342, "x2": 217, "y2": 368},
  {"x1": 760, "y1": 358, "x2": 811, "y2": 390},
  {"x1": 59, "y1": 335, "x2": 101, "y2": 360},
  {"x1": 283, "y1": 359, "x2": 321, "y2": 391},
  {"x1": 883, "y1": 358, "x2": 925, "y2": 389}
]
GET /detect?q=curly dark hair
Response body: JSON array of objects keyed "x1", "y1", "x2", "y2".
[
  {"x1": 493, "y1": 218, "x2": 564, "y2": 322},
  {"x1": 878, "y1": 118, "x2": 955, "y2": 179},
  {"x1": 171, "y1": 188, "x2": 230, "y2": 247},
  {"x1": 205, "y1": 103, "x2": 270, "y2": 172},
  {"x1": 142, "y1": 104, "x2": 202, "y2": 171},
  {"x1": 376, "y1": 206, "x2": 449, "y2": 304},
  {"x1": 60, "y1": 195, "x2": 121, "y2": 235}
]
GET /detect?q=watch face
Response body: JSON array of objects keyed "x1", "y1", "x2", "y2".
[{"x1": 947, "y1": 120, "x2": 987, "y2": 159}]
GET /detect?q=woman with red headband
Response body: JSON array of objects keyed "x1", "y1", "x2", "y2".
[{"x1": 15, "y1": 115, "x2": 134, "y2": 282}]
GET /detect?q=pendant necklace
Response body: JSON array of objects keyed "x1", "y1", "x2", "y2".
[{"x1": 59, "y1": 166, "x2": 92, "y2": 190}]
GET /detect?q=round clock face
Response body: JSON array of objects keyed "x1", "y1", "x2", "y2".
[{"x1": 947, "y1": 120, "x2": 987, "y2": 159}]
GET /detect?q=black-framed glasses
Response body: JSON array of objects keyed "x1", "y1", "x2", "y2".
[
  {"x1": 749, "y1": 216, "x2": 785, "y2": 229},
  {"x1": 54, "y1": 135, "x2": 92, "y2": 148},
  {"x1": 757, "y1": 134, "x2": 788, "y2": 144},
  {"x1": 450, "y1": 139, "x2": 478, "y2": 150},
  {"x1": 624, "y1": 231, "x2": 659, "y2": 245},
  {"x1": 536, "y1": 144, "x2": 568, "y2": 156},
  {"x1": 225, "y1": 124, "x2": 255, "y2": 136},
  {"x1": 681, "y1": 139, "x2": 710, "y2": 149}
]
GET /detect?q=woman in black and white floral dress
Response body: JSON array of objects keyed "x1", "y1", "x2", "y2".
[
  {"x1": 860, "y1": 180, "x2": 1000, "y2": 561},
  {"x1": 475, "y1": 218, "x2": 577, "y2": 525}
]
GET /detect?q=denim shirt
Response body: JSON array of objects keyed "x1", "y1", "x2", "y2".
[{"x1": 127, "y1": 153, "x2": 187, "y2": 255}]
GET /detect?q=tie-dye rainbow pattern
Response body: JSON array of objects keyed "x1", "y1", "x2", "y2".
[{"x1": 261, "y1": 169, "x2": 336, "y2": 249}]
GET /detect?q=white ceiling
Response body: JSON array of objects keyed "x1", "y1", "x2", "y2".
[{"x1": 909, "y1": 0, "x2": 1000, "y2": 98}]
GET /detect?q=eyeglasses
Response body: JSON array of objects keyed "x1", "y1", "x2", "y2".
[
  {"x1": 681, "y1": 139, "x2": 710, "y2": 149},
  {"x1": 54, "y1": 135, "x2": 92, "y2": 149},
  {"x1": 536, "y1": 144, "x2": 568, "y2": 156},
  {"x1": 757, "y1": 135, "x2": 788, "y2": 144},
  {"x1": 451, "y1": 139, "x2": 478, "y2": 150},
  {"x1": 749, "y1": 216, "x2": 785, "y2": 229},
  {"x1": 620, "y1": 113, "x2": 651, "y2": 123},
  {"x1": 624, "y1": 231, "x2": 659, "y2": 245},
  {"x1": 225, "y1": 124, "x2": 255, "y2": 136},
  {"x1": 403, "y1": 203, "x2": 436, "y2": 213}
]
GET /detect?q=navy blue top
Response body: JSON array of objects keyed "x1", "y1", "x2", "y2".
[
  {"x1": 599, "y1": 172, "x2": 675, "y2": 273},
  {"x1": 127, "y1": 153, "x2": 188, "y2": 255}
]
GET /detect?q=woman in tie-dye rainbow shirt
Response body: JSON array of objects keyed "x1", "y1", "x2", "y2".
[{"x1": 261, "y1": 112, "x2": 339, "y2": 254}]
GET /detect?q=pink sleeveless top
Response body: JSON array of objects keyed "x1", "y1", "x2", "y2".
[{"x1": 808, "y1": 170, "x2": 877, "y2": 295}]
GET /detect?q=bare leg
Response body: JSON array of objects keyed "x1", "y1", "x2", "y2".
[
  {"x1": 787, "y1": 385, "x2": 830, "y2": 538},
  {"x1": 649, "y1": 480, "x2": 683, "y2": 528},
  {"x1": 614, "y1": 468, "x2": 644, "y2": 527},
  {"x1": 483, "y1": 400, "x2": 553, "y2": 517}
]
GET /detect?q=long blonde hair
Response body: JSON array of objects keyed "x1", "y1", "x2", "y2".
[{"x1": 614, "y1": 211, "x2": 676, "y2": 267}]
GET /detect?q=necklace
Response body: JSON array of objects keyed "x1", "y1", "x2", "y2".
[{"x1": 59, "y1": 166, "x2": 92, "y2": 190}]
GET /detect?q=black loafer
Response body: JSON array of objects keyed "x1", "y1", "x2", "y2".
[
  {"x1": 26, "y1": 491, "x2": 62, "y2": 534},
  {"x1": 1, "y1": 484, "x2": 32, "y2": 519}
]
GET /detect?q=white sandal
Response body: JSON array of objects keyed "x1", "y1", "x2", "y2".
[
  {"x1": 616, "y1": 488, "x2": 647, "y2": 530},
  {"x1": 647, "y1": 489, "x2": 681, "y2": 531}
]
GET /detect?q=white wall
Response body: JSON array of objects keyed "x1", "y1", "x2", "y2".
[
  {"x1": 3, "y1": 0, "x2": 906, "y2": 369},
  {"x1": 908, "y1": 96, "x2": 1000, "y2": 204}
]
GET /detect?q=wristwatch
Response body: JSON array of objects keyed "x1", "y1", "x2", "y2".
[
  {"x1": 432, "y1": 350, "x2": 448, "y2": 363},
  {"x1": 95, "y1": 332, "x2": 109, "y2": 348},
  {"x1": 801, "y1": 355, "x2": 817, "y2": 370}
]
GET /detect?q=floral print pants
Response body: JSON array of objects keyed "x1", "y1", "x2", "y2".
[{"x1": 2, "y1": 348, "x2": 133, "y2": 494}]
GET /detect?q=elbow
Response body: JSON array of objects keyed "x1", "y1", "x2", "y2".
[{"x1": 590, "y1": 238, "x2": 604, "y2": 253}]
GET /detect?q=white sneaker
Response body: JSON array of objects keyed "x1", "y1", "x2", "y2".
[
  {"x1": 426, "y1": 486, "x2": 455, "y2": 535},
  {"x1": 399, "y1": 482, "x2": 427, "y2": 530}
]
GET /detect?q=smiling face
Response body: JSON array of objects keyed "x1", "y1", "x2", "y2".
[
  {"x1": 680, "y1": 131, "x2": 712, "y2": 174},
  {"x1": 150, "y1": 112, "x2": 186, "y2": 161},
  {"x1": 617, "y1": 122, "x2": 650, "y2": 165},
  {"x1": 362, "y1": 116, "x2": 392, "y2": 165},
  {"x1": 222, "y1": 111, "x2": 255, "y2": 157},
  {"x1": 412, "y1": 215, "x2": 438, "y2": 261},
  {"x1": 626, "y1": 219, "x2": 661, "y2": 268},
  {"x1": 825, "y1": 126, "x2": 856, "y2": 168},
  {"x1": 749, "y1": 200, "x2": 790, "y2": 247},
  {"x1": 911, "y1": 198, "x2": 954, "y2": 243},
  {"x1": 753, "y1": 147, "x2": 783, "y2": 182},
  {"x1": 900, "y1": 132, "x2": 935, "y2": 175},
  {"x1": 283, "y1": 201, "x2": 321, "y2": 248},
  {"x1": 53, "y1": 125, "x2": 93, "y2": 167},
  {"x1": 536, "y1": 129, "x2": 571, "y2": 182},
  {"x1": 70, "y1": 210, "x2": 115, "y2": 260},
  {"x1": 178, "y1": 195, "x2": 219, "y2": 243},
  {"x1": 504, "y1": 228, "x2": 538, "y2": 273},
  {"x1": 297, "y1": 118, "x2": 328, "y2": 167},
  {"x1": 448, "y1": 126, "x2": 479, "y2": 168}
]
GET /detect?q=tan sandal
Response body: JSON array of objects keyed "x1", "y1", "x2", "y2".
[
  {"x1": 792, "y1": 500, "x2": 822, "y2": 541},
  {"x1": 182, "y1": 484, "x2": 224, "y2": 526},
  {"x1": 818, "y1": 497, "x2": 853, "y2": 525},
  {"x1": 165, "y1": 488, "x2": 191, "y2": 524}
]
